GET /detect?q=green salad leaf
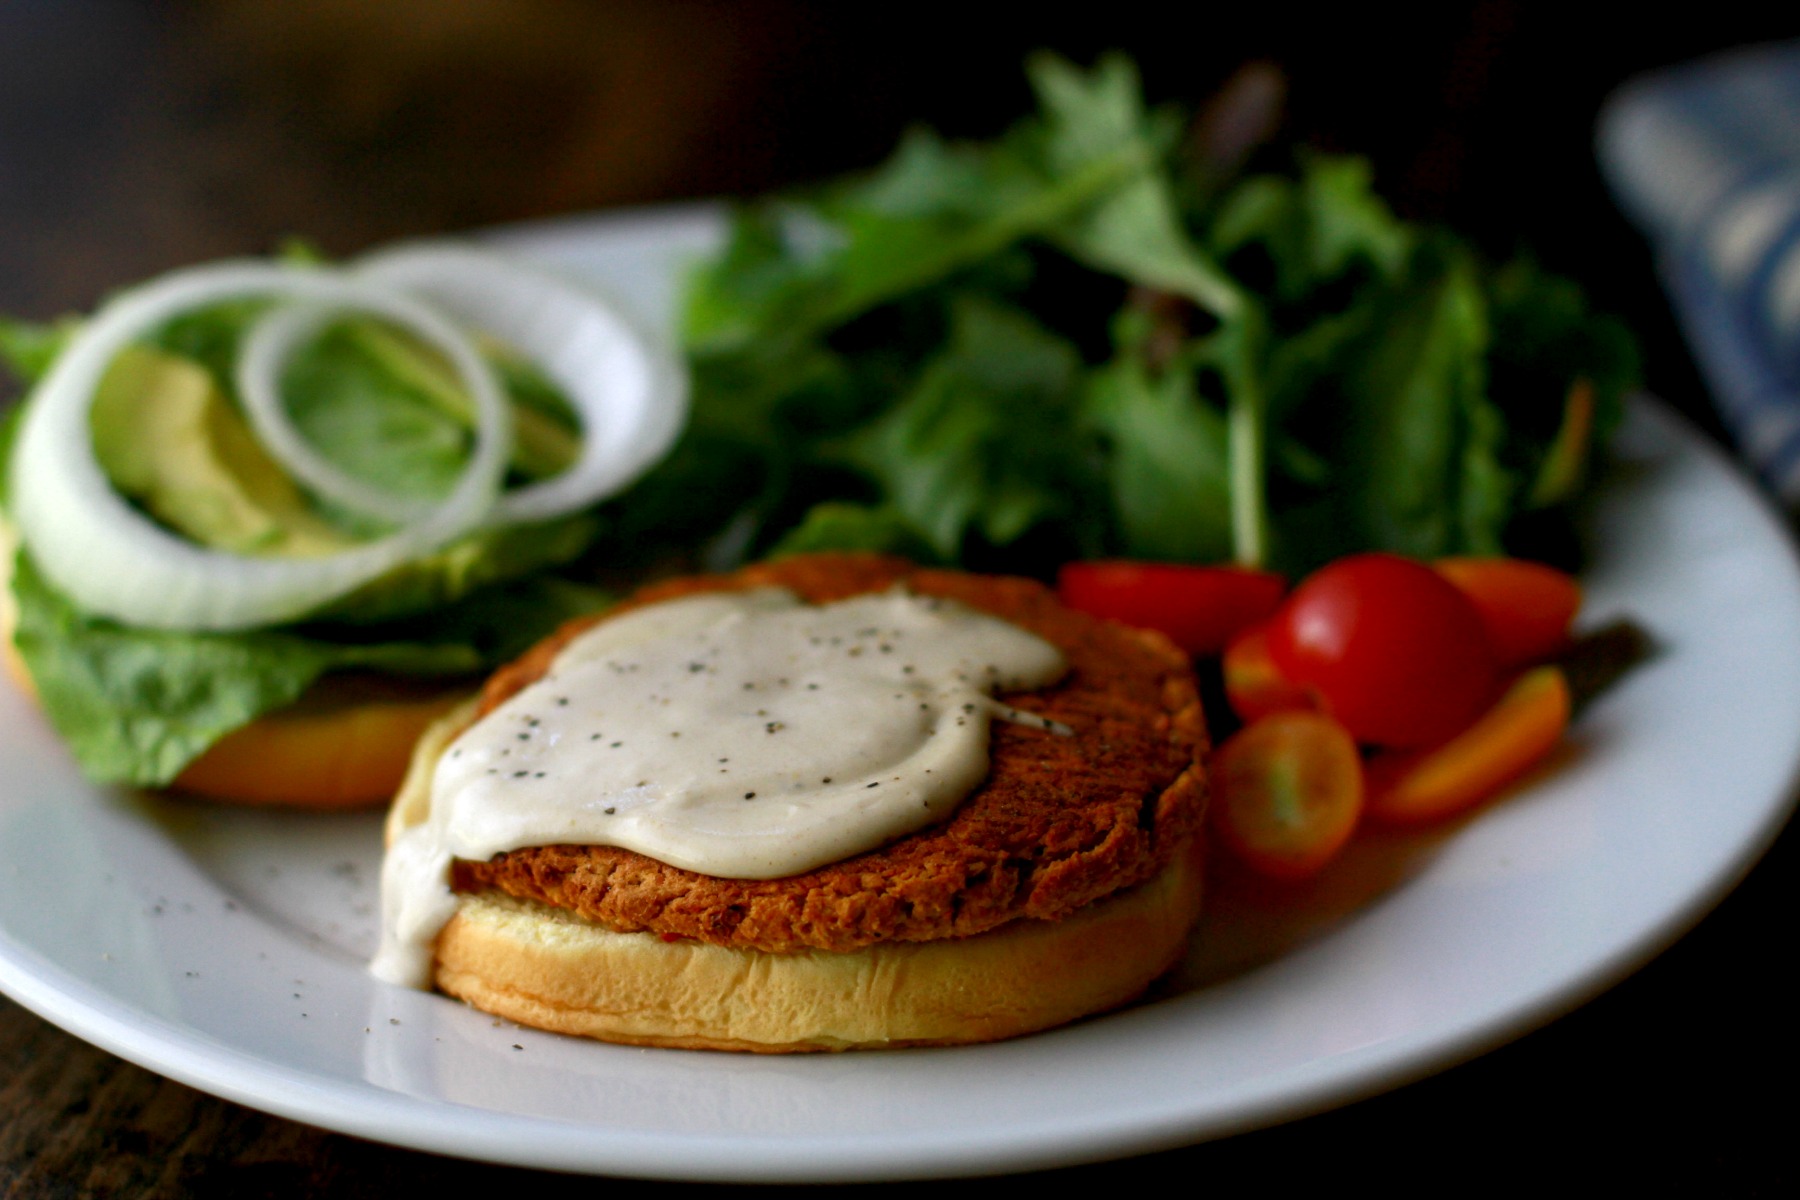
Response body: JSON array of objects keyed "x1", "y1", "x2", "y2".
[
  {"x1": 6, "y1": 550, "x2": 604, "y2": 786},
  {"x1": 0, "y1": 316, "x2": 80, "y2": 384},
  {"x1": 1080, "y1": 310, "x2": 1234, "y2": 563},
  {"x1": 842, "y1": 295, "x2": 1093, "y2": 559}
]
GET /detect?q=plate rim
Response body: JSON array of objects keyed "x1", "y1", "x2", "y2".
[{"x1": 3, "y1": 206, "x2": 1799, "y2": 1182}]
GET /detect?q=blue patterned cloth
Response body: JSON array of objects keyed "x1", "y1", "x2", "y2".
[{"x1": 1599, "y1": 42, "x2": 1800, "y2": 503}]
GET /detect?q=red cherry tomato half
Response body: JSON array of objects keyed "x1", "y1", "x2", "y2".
[
  {"x1": 1434, "y1": 557, "x2": 1582, "y2": 669},
  {"x1": 1265, "y1": 553, "x2": 1499, "y2": 748},
  {"x1": 1211, "y1": 710, "x2": 1365, "y2": 881},
  {"x1": 1057, "y1": 561, "x2": 1286, "y2": 656}
]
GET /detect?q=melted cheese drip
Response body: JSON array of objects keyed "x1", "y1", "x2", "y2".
[{"x1": 372, "y1": 587, "x2": 1066, "y2": 986}]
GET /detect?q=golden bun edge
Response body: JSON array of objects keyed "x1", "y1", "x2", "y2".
[{"x1": 389, "y1": 702, "x2": 1205, "y2": 1052}]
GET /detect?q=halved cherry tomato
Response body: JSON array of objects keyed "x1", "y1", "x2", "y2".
[
  {"x1": 1265, "y1": 553, "x2": 1498, "y2": 747},
  {"x1": 1364, "y1": 665, "x2": 1571, "y2": 824},
  {"x1": 1435, "y1": 557, "x2": 1582, "y2": 669},
  {"x1": 1057, "y1": 561, "x2": 1285, "y2": 656},
  {"x1": 1211, "y1": 710, "x2": 1364, "y2": 880},
  {"x1": 1223, "y1": 623, "x2": 1313, "y2": 723}
]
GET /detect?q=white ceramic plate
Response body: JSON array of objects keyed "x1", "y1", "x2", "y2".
[{"x1": 2, "y1": 207, "x2": 1798, "y2": 1183}]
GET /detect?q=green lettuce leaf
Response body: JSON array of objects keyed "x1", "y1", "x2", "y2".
[
  {"x1": 1028, "y1": 52, "x2": 1244, "y2": 319},
  {"x1": 1, "y1": 317, "x2": 79, "y2": 385},
  {"x1": 1209, "y1": 154, "x2": 1412, "y2": 304},
  {"x1": 7, "y1": 549, "x2": 607, "y2": 787},
  {"x1": 1299, "y1": 237, "x2": 1513, "y2": 564},
  {"x1": 842, "y1": 296, "x2": 1093, "y2": 560},
  {"x1": 1081, "y1": 312, "x2": 1234, "y2": 561},
  {"x1": 767, "y1": 502, "x2": 941, "y2": 561}
]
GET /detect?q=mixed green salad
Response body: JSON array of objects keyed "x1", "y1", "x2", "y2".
[
  {"x1": 639, "y1": 53, "x2": 1636, "y2": 577},
  {"x1": 0, "y1": 52, "x2": 1636, "y2": 791}
]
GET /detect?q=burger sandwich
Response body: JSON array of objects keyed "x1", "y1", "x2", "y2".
[{"x1": 376, "y1": 553, "x2": 1207, "y2": 1051}]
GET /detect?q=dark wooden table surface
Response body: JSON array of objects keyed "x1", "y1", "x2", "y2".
[{"x1": 3, "y1": 5, "x2": 1795, "y2": 1196}]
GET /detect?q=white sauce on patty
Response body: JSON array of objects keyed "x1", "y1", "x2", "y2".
[{"x1": 372, "y1": 586, "x2": 1067, "y2": 986}]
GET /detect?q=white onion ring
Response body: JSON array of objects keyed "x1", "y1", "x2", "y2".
[
  {"x1": 355, "y1": 243, "x2": 688, "y2": 526},
  {"x1": 8, "y1": 262, "x2": 512, "y2": 631}
]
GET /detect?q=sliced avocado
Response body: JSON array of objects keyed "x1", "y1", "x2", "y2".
[
  {"x1": 342, "y1": 321, "x2": 579, "y2": 479},
  {"x1": 89, "y1": 344, "x2": 351, "y2": 557}
]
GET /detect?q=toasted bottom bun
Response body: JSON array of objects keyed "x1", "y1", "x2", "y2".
[
  {"x1": 169, "y1": 677, "x2": 470, "y2": 808},
  {"x1": 430, "y1": 837, "x2": 1204, "y2": 1052}
]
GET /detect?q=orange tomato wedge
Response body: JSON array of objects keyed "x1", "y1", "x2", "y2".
[
  {"x1": 1526, "y1": 377, "x2": 1597, "y2": 507},
  {"x1": 1434, "y1": 557, "x2": 1582, "y2": 669},
  {"x1": 1364, "y1": 665, "x2": 1571, "y2": 825},
  {"x1": 1222, "y1": 623, "x2": 1313, "y2": 723},
  {"x1": 1211, "y1": 710, "x2": 1364, "y2": 880}
]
